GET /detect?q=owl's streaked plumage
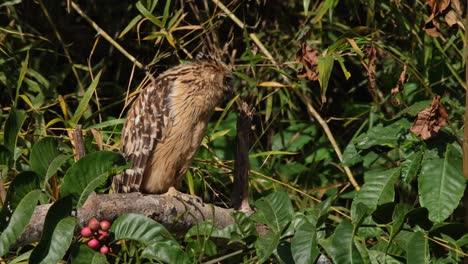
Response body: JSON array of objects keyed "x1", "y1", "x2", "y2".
[{"x1": 113, "y1": 54, "x2": 232, "y2": 194}]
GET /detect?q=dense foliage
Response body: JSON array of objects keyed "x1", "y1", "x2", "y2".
[{"x1": 0, "y1": 0, "x2": 467, "y2": 263}]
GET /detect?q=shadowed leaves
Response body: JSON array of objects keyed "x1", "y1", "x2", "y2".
[
  {"x1": 296, "y1": 43, "x2": 319, "y2": 81},
  {"x1": 423, "y1": 0, "x2": 463, "y2": 37}
]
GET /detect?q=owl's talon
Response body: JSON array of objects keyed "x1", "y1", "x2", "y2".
[{"x1": 163, "y1": 187, "x2": 203, "y2": 205}]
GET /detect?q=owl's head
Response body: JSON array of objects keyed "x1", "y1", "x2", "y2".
[{"x1": 193, "y1": 53, "x2": 234, "y2": 92}]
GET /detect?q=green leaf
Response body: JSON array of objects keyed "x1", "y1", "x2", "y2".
[
  {"x1": 401, "y1": 150, "x2": 423, "y2": 183},
  {"x1": 141, "y1": 241, "x2": 190, "y2": 264},
  {"x1": 393, "y1": 100, "x2": 432, "y2": 118},
  {"x1": 70, "y1": 71, "x2": 102, "y2": 125},
  {"x1": 4, "y1": 109, "x2": 26, "y2": 163},
  {"x1": 85, "y1": 118, "x2": 125, "y2": 129},
  {"x1": 353, "y1": 119, "x2": 411, "y2": 149},
  {"x1": 317, "y1": 55, "x2": 334, "y2": 103},
  {"x1": 0, "y1": 171, "x2": 40, "y2": 230},
  {"x1": 118, "y1": 15, "x2": 142, "y2": 39},
  {"x1": 135, "y1": 1, "x2": 163, "y2": 27},
  {"x1": 44, "y1": 154, "x2": 70, "y2": 185},
  {"x1": 389, "y1": 204, "x2": 412, "y2": 242},
  {"x1": 291, "y1": 216, "x2": 319, "y2": 264},
  {"x1": 368, "y1": 250, "x2": 401, "y2": 264},
  {"x1": 351, "y1": 168, "x2": 400, "y2": 220},
  {"x1": 30, "y1": 197, "x2": 74, "y2": 264},
  {"x1": 70, "y1": 244, "x2": 109, "y2": 264},
  {"x1": 418, "y1": 144, "x2": 465, "y2": 223},
  {"x1": 161, "y1": 0, "x2": 171, "y2": 26},
  {"x1": 60, "y1": 151, "x2": 127, "y2": 208},
  {"x1": 0, "y1": 190, "x2": 41, "y2": 257},
  {"x1": 342, "y1": 143, "x2": 363, "y2": 167},
  {"x1": 406, "y1": 231, "x2": 429, "y2": 264},
  {"x1": 252, "y1": 191, "x2": 294, "y2": 233},
  {"x1": 15, "y1": 51, "x2": 29, "y2": 107},
  {"x1": 30, "y1": 137, "x2": 61, "y2": 182},
  {"x1": 111, "y1": 213, "x2": 173, "y2": 245},
  {"x1": 329, "y1": 220, "x2": 364, "y2": 264},
  {"x1": 255, "y1": 231, "x2": 281, "y2": 263},
  {"x1": 0, "y1": 145, "x2": 11, "y2": 166}
]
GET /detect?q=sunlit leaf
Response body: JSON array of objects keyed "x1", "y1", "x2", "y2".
[
  {"x1": 351, "y1": 168, "x2": 400, "y2": 220},
  {"x1": 252, "y1": 191, "x2": 294, "y2": 233},
  {"x1": 60, "y1": 151, "x2": 127, "y2": 208},
  {"x1": 111, "y1": 213, "x2": 174, "y2": 244}
]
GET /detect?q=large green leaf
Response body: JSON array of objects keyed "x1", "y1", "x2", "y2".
[
  {"x1": 70, "y1": 244, "x2": 109, "y2": 264},
  {"x1": 328, "y1": 220, "x2": 364, "y2": 264},
  {"x1": 141, "y1": 241, "x2": 190, "y2": 264},
  {"x1": 60, "y1": 151, "x2": 127, "y2": 208},
  {"x1": 342, "y1": 143, "x2": 363, "y2": 167},
  {"x1": 0, "y1": 189, "x2": 41, "y2": 257},
  {"x1": 4, "y1": 109, "x2": 26, "y2": 165},
  {"x1": 251, "y1": 191, "x2": 294, "y2": 233},
  {"x1": 406, "y1": 231, "x2": 428, "y2": 264},
  {"x1": 110, "y1": 213, "x2": 173, "y2": 245},
  {"x1": 254, "y1": 230, "x2": 281, "y2": 263},
  {"x1": 353, "y1": 119, "x2": 412, "y2": 150},
  {"x1": 30, "y1": 197, "x2": 74, "y2": 264},
  {"x1": 0, "y1": 145, "x2": 11, "y2": 167},
  {"x1": 30, "y1": 137, "x2": 61, "y2": 183},
  {"x1": 0, "y1": 171, "x2": 40, "y2": 230},
  {"x1": 351, "y1": 168, "x2": 400, "y2": 220},
  {"x1": 418, "y1": 144, "x2": 465, "y2": 223},
  {"x1": 291, "y1": 216, "x2": 319, "y2": 264}
]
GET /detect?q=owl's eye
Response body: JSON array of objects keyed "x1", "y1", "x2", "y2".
[{"x1": 224, "y1": 73, "x2": 235, "y2": 87}]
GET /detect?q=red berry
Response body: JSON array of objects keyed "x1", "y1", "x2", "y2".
[
  {"x1": 100, "y1": 245, "x2": 109, "y2": 254},
  {"x1": 87, "y1": 238, "x2": 100, "y2": 250},
  {"x1": 100, "y1": 220, "x2": 111, "y2": 231},
  {"x1": 80, "y1": 226, "x2": 93, "y2": 238},
  {"x1": 97, "y1": 230, "x2": 109, "y2": 240},
  {"x1": 88, "y1": 218, "x2": 100, "y2": 231}
]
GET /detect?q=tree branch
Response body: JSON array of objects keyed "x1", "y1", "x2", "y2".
[{"x1": 16, "y1": 192, "x2": 235, "y2": 247}]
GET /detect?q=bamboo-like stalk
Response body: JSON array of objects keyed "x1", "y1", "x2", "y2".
[
  {"x1": 212, "y1": 0, "x2": 360, "y2": 191},
  {"x1": 463, "y1": 4, "x2": 468, "y2": 263}
]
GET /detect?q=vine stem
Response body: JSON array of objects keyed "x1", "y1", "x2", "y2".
[{"x1": 212, "y1": 0, "x2": 360, "y2": 191}]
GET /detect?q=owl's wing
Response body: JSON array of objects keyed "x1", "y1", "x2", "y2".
[{"x1": 113, "y1": 79, "x2": 171, "y2": 193}]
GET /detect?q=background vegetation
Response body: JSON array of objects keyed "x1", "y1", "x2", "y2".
[{"x1": 0, "y1": 0, "x2": 467, "y2": 263}]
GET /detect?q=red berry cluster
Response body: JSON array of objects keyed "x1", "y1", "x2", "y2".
[{"x1": 80, "y1": 218, "x2": 112, "y2": 254}]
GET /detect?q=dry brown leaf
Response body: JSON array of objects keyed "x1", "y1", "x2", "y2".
[
  {"x1": 391, "y1": 65, "x2": 408, "y2": 106},
  {"x1": 296, "y1": 43, "x2": 319, "y2": 81},
  {"x1": 410, "y1": 96, "x2": 448, "y2": 140},
  {"x1": 426, "y1": 0, "x2": 450, "y2": 14},
  {"x1": 364, "y1": 45, "x2": 377, "y2": 100},
  {"x1": 424, "y1": 14, "x2": 442, "y2": 37},
  {"x1": 444, "y1": 10, "x2": 458, "y2": 27}
]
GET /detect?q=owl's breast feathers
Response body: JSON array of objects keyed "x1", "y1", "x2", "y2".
[{"x1": 113, "y1": 55, "x2": 232, "y2": 194}]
